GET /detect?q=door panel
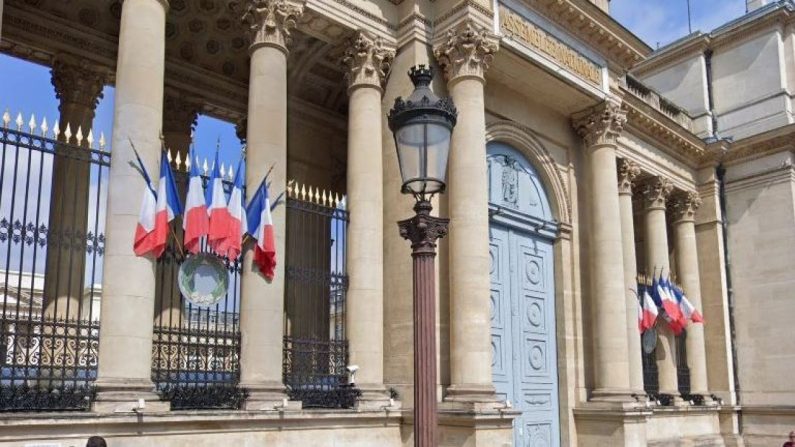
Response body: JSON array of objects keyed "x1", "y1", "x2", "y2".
[
  {"x1": 489, "y1": 225, "x2": 512, "y2": 402},
  {"x1": 490, "y1": 224, "x2": 560, "y2": 447}
]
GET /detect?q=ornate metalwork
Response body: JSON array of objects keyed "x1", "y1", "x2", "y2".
[
  {"x1": 1, "y1": 125, "x2": 108, "y2": 411},
  {"x1": 283, "y1": 193, "x2": 354, "y2": 409},
  {"x1": 676, "y1": 330, "x2": 691, "y2": 397},
  {"x1": 158, "y1": 384, "x2": 249, "y2": 411},
  {"x1": 282, "y1": 338, "x2": 359, "y2": 408},
  {"x1": 641, "y1": 340, "x2": 659, "y2": 395}
]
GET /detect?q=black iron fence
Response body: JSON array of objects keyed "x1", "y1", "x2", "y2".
[
  {"x1": 0, "y1": 116, "x2": 108, "y2": 411},
  {"x1": 283, "y1": 185, "x2": 358, "y2": 408}
]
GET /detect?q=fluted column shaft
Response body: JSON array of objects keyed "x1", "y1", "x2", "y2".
[
  {"x1": 341, "y1": 32, "x2": 394, "y2": 403},
  {"x1": 94, "y1": 0, "x2": 169, "y2": 412},
  {"x1": 673, "y1": 193, "x2": 709, "y2": 396},
  {"x1": 239, "y1": 0, "x2": 302, "y2": 409},
  {"x1": 434, "y1": 21, "x2": 499, "y2": 400},
  {"x1": 617, "y1": 159, "x2": 645, "y2": 395},
  {"x1": 642, "y1": 177, "x2": 679, "y2": 397},
  {"x1": 573, "y1": 102, "x2": 632, "y2": 400},
  {"x1": 44, "y1": 56, "x2": 108, "y2": 320}
]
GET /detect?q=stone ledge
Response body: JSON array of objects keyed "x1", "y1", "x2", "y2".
[{"x1": 0, "y1": 408, "x2": 403, "y2": 442}]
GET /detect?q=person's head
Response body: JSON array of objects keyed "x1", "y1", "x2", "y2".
[
  {"x1": 86, "y1": 436, "x2": 107, "y2": 447},
  {"x1": 789, "y1": 431, "x2": 795, "y2": 442}
]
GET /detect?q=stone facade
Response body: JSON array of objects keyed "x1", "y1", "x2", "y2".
[{"x1": 0, "y1": 0, "x2": 790, "y2": 446}]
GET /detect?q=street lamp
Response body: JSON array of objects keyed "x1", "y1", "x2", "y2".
[{"x1": 388, "y1": 65, "x2": 457, "y2": 447}]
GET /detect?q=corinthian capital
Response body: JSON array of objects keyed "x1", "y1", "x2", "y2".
[
  {"x1": 341, "y1": 31, "x2": 395, "y2": 92},
  {"x1": 617, "y1": 159, "x2": 641, "y2": 195},
  {"x1": 641, "y1": 177, "x2": 673, "y2": 211},
  {"x1": 242, "y1": 0, "x2": 304, "y2": 53},
  {"x1": 572, "y1": 102, "x2": 627, "y2": 147},
  {"x1": 434, "y1": 20, "x2": 499, "y2": 83},
  {"x1": 51, "y1": 55, "x2": 109, "y2": 111},
  {"x1": 670, "y1": 191, "x2": 702, "y2": 223}
]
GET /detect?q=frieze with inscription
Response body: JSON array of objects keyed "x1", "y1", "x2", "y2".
[{"x1": 499, "y1": 5, "x2": 602, "y2": 87}]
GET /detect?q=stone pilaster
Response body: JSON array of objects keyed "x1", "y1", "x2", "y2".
[
  {"x1": 93, "y1": 0, "x2": 170, "y2": 413},
  {"x1": 671, "y1": 191, "x2": 711, "y2": 398},
  {"x1": 43, "y1": 55, "x2": 109, "y2": 321},
  {"x1": 617, "y1": 158, "x2": 645, "y2": 396},
  {"x1": 572, "y1": 102, "x2": 634, "y2": 402},
  {"x1": 434, "y1": 20, "x2": 500, "y2": 404},
  {"x1": 239, "y1": 0, "x2": 303, "y2": 410},
  {"x1": 340, "y1": 31, "x2": 394, "y2": 409},
  {"x1": 641, "y1": 176, "x2": 680, "y2": 399}
]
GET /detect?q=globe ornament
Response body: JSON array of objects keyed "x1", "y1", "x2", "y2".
[{"x1": 178, "y1": 252, "x2": 230, "y2": 307}]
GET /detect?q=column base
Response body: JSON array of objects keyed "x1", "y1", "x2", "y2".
[
  {"x1": 442, "y1": 384, "x2": 505, "y2": 412},
  {"x1": 92, "y1": 378, "x2": 169, "y2": 413},
  {"x1": 574, "y1": 401, "x2": 651, "y2": 446},
  {"x1": 590, "y1": 388, "x2": 643, "y2": 404},
  {"x1": 241, "y1": 382, "x2": 300, "y2": 411},
  {"x1": 354, "y1": 384, "x2": 399, "y2": 411}
]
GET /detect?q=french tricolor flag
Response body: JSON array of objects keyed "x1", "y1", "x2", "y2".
[
  {"x1": 217, "y1": 158, "x2": 246, "y2": 260},
  {"x1": 206, "y1": 151, "x2": 230, "y2": 255},
  {"x1": 639, "y1": 284, "x2": 659, "y2": 332},
  {"x1": 657, "y1": 276, "x2": 685, "y2": 335},
  {"x1": 672, "y1": 283, "x2": 704, "y2": 325},
  {"x1": 134, "y1": 151, "x2": 182, "y2": 258},
  {"x1": 246, "y1": 181, "x2": 277, "y2": 280},
  {"x1": 183, "y1": 151, "x2": 208, "y2": 254}
]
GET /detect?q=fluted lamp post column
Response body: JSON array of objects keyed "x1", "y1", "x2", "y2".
[{"x1": 388, "y1": 66, "x2": 457, "y2": 447}]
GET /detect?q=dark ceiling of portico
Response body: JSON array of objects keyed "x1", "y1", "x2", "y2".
[{"x1": 5, "y1": 0, "x2": 350, "y2": 115}]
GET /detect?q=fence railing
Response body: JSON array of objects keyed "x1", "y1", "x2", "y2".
[
  {"x1": 283, "y1": 183, "x2": 359, "y2": 408},
  {"x1": 1, "y1": 113, "x2": 109, "y2": 411}
]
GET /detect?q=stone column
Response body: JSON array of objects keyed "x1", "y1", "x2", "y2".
[
  {"x1": 641, "y1": 176, "x2": 679, "y2": 398},
  {"x1": 672, "y1": 191, "x2": 710, "y2": 397},
  {"x1": 617, "y1": 158, "x2": 645, "y2": 395},
  {"x1": 93, "y1": 0, "x2": 169, "y2": 413},
  {"x1": 162, "y1": 93, "x2": 200, "y2": 157},
  {"x1": 340, "y1": 31, "x2": 394, "y2": 407},
  {"x1": 434, "y1": 20, "x2": 499, "y2": 403},
  {"x1": 154, "y1": 93, "x2": 200, "y2": 328},
  {"x1": 43, "y1": 55, "x2": 108, "y2": 320},
  {"x1": 572, "y1": 102, "x2": 633, "y2": 401},
  {"x1": 238, "y1": 0, "x2": 302, "y2": 410}
]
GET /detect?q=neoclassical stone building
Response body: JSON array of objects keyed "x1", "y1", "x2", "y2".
[{"x1": 0, "y1": 0, "x2": 792, "y2": 446}]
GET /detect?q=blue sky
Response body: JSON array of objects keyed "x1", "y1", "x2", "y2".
[{"x1": 611, "y1": 0, "x2": 747, "y2": 49}]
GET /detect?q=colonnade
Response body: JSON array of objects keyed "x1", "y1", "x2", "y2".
[{"x1": 575, "y1": 102, "x2": 711, "y2": 403}]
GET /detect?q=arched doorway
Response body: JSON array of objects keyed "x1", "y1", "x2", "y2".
[{"x1": 488, "y1": 142, "x2": 561, "y2": 447}]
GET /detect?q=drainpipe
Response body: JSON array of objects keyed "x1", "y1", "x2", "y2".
[
  {"x1": 704, "y1": 49, "x2": 719, "y2": 138},
  {"x1": 716, "y1": 163, "x2": 742, "y2": 432}
]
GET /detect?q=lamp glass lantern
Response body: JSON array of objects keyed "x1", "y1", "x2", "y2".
[{"x1": 388, "y1": 65, "x2": 458, "y2": 200}]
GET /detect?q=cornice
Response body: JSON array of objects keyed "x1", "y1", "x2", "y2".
[
  {"x1": 620, "y1": 90, "x2": 706, "y2": 166},
  {"x1": 529, "y1": 0, "x2": 650, "y2": 70},
  {"x1": 723, "y1": 123, "x2": 795, "y2": 165}
]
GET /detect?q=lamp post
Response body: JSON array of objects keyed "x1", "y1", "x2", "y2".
[{"x1": 388, "y1": 65, "x2": 457, "y2": 447}]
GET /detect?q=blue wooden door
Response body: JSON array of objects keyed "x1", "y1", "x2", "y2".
[{"x1": 488, "y1": 142, "x2": 559, "y2": 447}]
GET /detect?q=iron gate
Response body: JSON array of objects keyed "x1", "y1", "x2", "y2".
[{"x1": 283, "y1": 184, "x2": 358, "y2": 409}]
